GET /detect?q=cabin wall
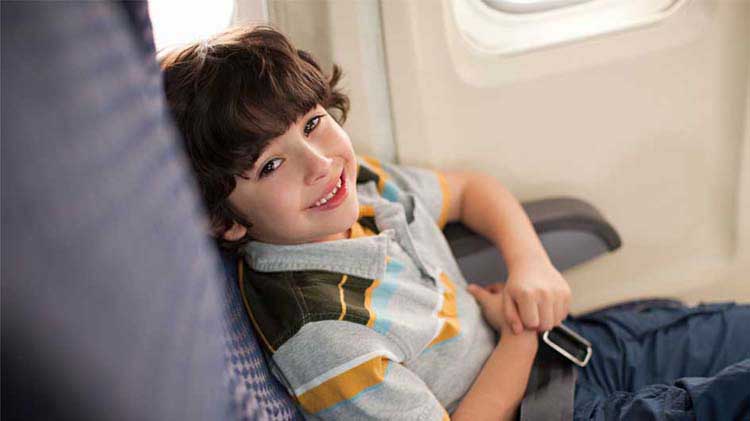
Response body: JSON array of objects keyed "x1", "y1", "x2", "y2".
[{"x1": 264, "y1": 0, "x2": 397, "y2": 162}]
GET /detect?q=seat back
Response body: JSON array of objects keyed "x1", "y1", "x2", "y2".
[{"x1": 1, "y1": 2, "x2": 300, "y2": 419}]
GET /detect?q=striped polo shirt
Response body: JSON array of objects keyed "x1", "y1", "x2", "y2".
[{"x1": 238, "y1": 157, "x2": 497, "y2": 420}]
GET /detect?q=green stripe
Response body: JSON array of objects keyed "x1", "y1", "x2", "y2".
[
  {"x1": 241, "y1": 263, "x2": 377, "y2": 351},
  {"x1": 357, "y1": 216, "x2": 379, "y2": 234},
  {"x1": 357, "y1": 164, "x2": 380, "y2": 185}
]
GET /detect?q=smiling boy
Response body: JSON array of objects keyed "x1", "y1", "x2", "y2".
[
  {"x1": 160, "y1": 26, "x2": 569, "y2": 420},
  {"x1": 221, "y1": 103, "x2": 359, "y2": 245},
  {"x1": 160, "y1": 26, "x2": 750, "y2": 421}
]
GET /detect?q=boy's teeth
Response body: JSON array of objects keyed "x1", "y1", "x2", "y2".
[{"x1": 314, "y1": 182, "x2": 341, "y2": 207}]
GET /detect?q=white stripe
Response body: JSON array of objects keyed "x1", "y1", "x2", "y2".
[
  {"x1": 425, "y1": 278, "x2": 446, "y2": 346},
  {"x1": 293, "y1": 349, "x2": 402, "y2": 396}
]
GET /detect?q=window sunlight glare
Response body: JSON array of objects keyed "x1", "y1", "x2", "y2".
[{"x1": 148, "y1": 0, "x2": 235, "y2": 53}]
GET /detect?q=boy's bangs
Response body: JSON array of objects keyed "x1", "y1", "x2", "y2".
[{"x1": 238, "y1": 52, "x2": 330, "y2": 147}]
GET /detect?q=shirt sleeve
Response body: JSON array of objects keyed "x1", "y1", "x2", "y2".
[
  {"x1": 360, "y1": 156, "x2": 451, "y2": 229},
  {"x1": 271, "y1": 320, "x2": 449, "y2": 421}
]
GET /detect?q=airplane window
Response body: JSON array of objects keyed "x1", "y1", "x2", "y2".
[
  {"x1": 148, "y1": 0, "x2": 235, "y2": 53},
  {"x1": 483, "y1": 0, "x2": 592, "y2": 14},
  {"x1": 454, "y1": 0, "x2": 690, "y2": 56}
]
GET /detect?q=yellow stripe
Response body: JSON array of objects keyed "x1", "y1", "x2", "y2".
[
  {"x1": 437, "y1": 273, "x2": 458, "y2": 318},
  {"x1": 297, "y1": 356, "x2": 390, "y2": 414},
  {"x1": 348, "y1": 221, "x2": 377, "y2": 239},
  {"x1": 362, "y1": 155, "x2": 388, "y2": 194},
  {"x1": 429, "y1": 319, "x2": 461, "y2": 348},
  {"x1": 364, "y1": 278, "x2": 380, "y2": 328},
  {"x1": 349, "y1": 222, "x2": 365, "y2": 239},
  {"x1": 337, "y1": 275, "x2": 348, "y2": 321},
  {"x1": 442, "y1": 409, "x2": 451, "y2": 421},
  {"x1": 237, "y1": 258, "x2": 277, "y2": 353},
  {"x1": 436, "y1": 171, "x2": 451, "y2": 229},
  {"x1": 350, "y1": 222, "x2": 377, "y2": 239},
  {"x1": 428, "y1": 273, "x2": 461, "y2": 348},
  {"x1": 358, "y1": 204, "x2": 376, "y2": 218}
]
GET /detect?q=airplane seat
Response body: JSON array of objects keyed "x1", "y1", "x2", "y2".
[
  {"x1": 217, "y1": 251, "x2": 304, "y2": 419},
  {"x1": 2, "y1": 2, "x2": 301, "y2": 420},
  {"x1": 2, "y1": 2, "x2": 231, "y2": 419}
]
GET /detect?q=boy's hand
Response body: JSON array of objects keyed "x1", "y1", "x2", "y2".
[
  {"x1": 466, "y1": 283, "x2": 513, "y2": 334},
  {"x1": 504, "y1": 261, "x2": 571, "y2": 334}
]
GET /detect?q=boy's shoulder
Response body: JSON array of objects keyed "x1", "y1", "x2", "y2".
[
  {"x1": 238, "y1": 259, "x2": 379, "y2": 353},
  {"x1": 357, "y1": 156, "x2": 448, "y2": 224}
]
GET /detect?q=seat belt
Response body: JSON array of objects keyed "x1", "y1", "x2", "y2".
[{"x1": 519, "y1": 344, "x2": 576, "y2": 421}]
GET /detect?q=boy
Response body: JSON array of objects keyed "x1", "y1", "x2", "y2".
[{"x1": 160, "y1": 26, "x2": 750, "y2": 420}]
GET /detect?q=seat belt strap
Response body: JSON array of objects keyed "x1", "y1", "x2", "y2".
[{"x1": 519, "y1": 342, "x2": 577, "y2": 421}]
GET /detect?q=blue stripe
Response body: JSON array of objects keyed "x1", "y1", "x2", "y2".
[
  {"x1": 316, "y1": 361, "x2": 393, "y2": 416},
  {"x1": 371, "y1": 259, "x2": 404, "y2": 335},
  {"x1": 381, "y1": 181, "x2": 400, "y2": 202}
]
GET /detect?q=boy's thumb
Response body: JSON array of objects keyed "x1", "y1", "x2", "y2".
[{"x1": 466, "y1": 284, "x2": 487, "y2": 303}]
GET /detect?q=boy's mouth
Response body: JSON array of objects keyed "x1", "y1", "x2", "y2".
[{"x1": 309, "y1": 170, "x2": 347, "y2": 210}]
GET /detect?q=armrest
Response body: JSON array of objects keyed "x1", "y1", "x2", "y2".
[{"x1": 444, "y1": 197, "x2": 621, "y2": 285}]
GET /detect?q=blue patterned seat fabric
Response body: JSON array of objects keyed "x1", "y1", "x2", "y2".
[{"x1": 220, "y1": 252, "x2": 303, "y2": 420}]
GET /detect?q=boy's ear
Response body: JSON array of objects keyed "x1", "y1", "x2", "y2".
[{"x1": 222, "y1": 221, "x2": 248, "y2": 242}]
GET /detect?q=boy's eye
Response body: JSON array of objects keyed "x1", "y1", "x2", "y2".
[
  {"x1": 303, "y1": 114, "x2": 324, "y2": 136},
  {"x1": 259, "y1": 158, "x2": 283, "y2": 178}
]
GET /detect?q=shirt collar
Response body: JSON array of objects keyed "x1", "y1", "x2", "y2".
[
  {"x1": 241, "y1": 179, "x2": 392, "y2": 280},
  {"x1": 242, "y1": 233, "x2": 389, "y2": 280}
]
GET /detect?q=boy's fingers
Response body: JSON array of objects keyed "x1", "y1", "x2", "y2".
[
  {"x1": 516, "y1": 294, "x2": 540, "y2": 331},
  {"x1": 503, "y1": 293, "x2": 523, "y2": 335},
  {"x1": 486, "y1": 283, "x2": 504, "y2": 293},
  {"x1": 554, "y1": 299, "x2": 565, "y2": 327},
  {"x1": 538, "y1": 301, "x2": 554, "y2": 332}
]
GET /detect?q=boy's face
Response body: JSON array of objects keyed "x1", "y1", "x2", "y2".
[{"x1": 223, "y1": 105, "x2": 360, "y2": 245}]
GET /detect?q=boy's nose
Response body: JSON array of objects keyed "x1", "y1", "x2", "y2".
[{"x1": 303, "y1": 149, "x2": 333, "y2": 185}]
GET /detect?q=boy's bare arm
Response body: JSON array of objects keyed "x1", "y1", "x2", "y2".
[
  {"x1": 442, "y1": 170, "x2": 571, "y2": 333},
  {"x1": 452, "y1": 331, "x2": 538, "y2": 421},
  {"x1": 452, "y1": 284, "x2": 538, "y2": 420}
]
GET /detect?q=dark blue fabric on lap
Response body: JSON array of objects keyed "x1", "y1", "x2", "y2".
[{"x1": 568, "y1": 303, "x2": 750, "y2": 420}]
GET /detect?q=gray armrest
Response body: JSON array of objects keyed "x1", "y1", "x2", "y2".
[{"x1": 444, "y1": 197, "x2": 621, "y2": 285}]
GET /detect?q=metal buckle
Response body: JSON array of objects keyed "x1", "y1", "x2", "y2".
[{"x1": 542, "y1": 324, "x2": 592, "y2": 367}]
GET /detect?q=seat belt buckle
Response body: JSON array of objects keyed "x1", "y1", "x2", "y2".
[{"x1": 542, "y1": 324, "x2": 592, "y2": 367}]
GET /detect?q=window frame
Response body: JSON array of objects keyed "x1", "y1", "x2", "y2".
[
  {"x1": 482, "y1": 0, "x2": 593, "y2": 14},
  {"x1": 453, "y1": 0, "x2": 692, "y2": 56}
]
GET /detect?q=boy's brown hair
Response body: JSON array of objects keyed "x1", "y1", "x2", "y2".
[{"x1": 160, "y1": 26, "x2": 350, "y2": 251}]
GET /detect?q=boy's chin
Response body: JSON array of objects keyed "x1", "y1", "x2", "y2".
[
  {"x1": 345, "y1": 197, "x2": 361, "y2": 222},
  {"x1": 334, "y1": 199, "x2": 361, "y2": 238}
]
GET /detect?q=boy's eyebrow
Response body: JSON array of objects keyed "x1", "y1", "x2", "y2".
[
  {"x1": 246, "y1": 139, "x2": 277, "y2": 176},
  {"x1": 244, "y1": 108, "x2": 318, "y2": 176}
]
